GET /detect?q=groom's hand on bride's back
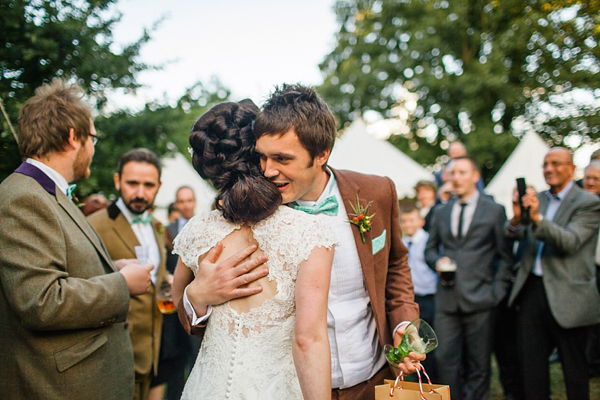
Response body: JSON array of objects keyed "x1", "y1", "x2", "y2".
[{"x1": 187, "y1": 242, "x2": 269, "y2": 313}]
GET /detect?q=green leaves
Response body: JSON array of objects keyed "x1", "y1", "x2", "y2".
[
  {"x1": 0, "y1": 1, "x2": 231, "y2": 197},
  {"x1": 319, "y1": 0, "x2": 600, "y2": 182}
]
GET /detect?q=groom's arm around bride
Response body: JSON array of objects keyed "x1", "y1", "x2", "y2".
[{"x1": 177, "y1": 83, "x2": 421, "y2": 400}]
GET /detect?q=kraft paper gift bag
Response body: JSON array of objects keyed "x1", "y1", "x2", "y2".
[{"x1": 375, "y1": 379, "x2": 450, "y2": 400}]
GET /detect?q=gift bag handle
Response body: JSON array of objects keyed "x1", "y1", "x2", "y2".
[{"x1": 389, "y1": 364, "x2": 434, "y2": 399}]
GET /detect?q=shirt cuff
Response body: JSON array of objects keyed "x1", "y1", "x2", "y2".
[
  {"x1": 393, "y1": 320, "x2": 411, "y2": 337},
  {"x1": 183, "y1": 285, "x2": 212, "y2": 325}
]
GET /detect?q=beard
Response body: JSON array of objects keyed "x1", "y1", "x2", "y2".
[
  {"x1": 123, "y1": 195, "x2": 153, "y2": 215},
  {"x1": 72, "y1": 146, "x2": 91, "y2": 181}
]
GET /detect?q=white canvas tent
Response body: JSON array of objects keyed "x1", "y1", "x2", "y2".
[
  {"x1": 485, "y1": 131, "x2": 550, "y2": 218},
  {"x1": 328, "y1": 119, "x2": 432, "y2": 199},
  {"x1": 153, "y1": 152, "x2": 217, "y2": 223}
]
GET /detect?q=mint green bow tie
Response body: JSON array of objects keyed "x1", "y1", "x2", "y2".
[
  {"x1": 292, "y1": 195, "x2": 339, "y2": 216},
  {"x1": 66, "y1": 184, "x2": 77, "y2": 200},
  {"x1": 131, "y1": 215, "x2": 153, "y2": 225}
]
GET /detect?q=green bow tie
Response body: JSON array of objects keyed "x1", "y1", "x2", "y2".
[
  {"x1": 292, "y1": 195, "x2": 339, "y2": 216},
  {"x1": 131, "y1": 215, "x2": 153, "y2": 225},
  {"x1": 66, "y1": 184, "x2": 77, "y2": 201}
]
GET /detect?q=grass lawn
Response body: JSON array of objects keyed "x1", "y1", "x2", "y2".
[{"x1": 489, "y1": 356, "x2": 600, "y2": 399}]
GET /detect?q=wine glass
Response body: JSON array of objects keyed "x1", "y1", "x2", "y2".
[{"x1": 384, "y1": 318, "x2": 438, "y2": 369}]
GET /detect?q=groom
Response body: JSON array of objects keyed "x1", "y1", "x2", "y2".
[{"x1": 180, "y1": 84, "x2": 421, "y2": 399}]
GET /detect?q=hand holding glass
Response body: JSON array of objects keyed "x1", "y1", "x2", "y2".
[
  {"x1": 134, "y1": 245, "x2": 149, "y2": 265},
  {"x1": 384, "y1": 318, "x2": 438, "y2": 369},
  {"x1": 156, "y1": 280, "x2": 176, "y2": 314}
]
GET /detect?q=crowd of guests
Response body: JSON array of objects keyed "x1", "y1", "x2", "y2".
[
  {"x1": 1, "y1": 77, "x2": 599, "y2": 400},
  {"x1": 401, "y1": 145, "x2": 600, "y2": 400},
  {"x1": 0, "y1": 79, "x2": 424, "y2": 400}
]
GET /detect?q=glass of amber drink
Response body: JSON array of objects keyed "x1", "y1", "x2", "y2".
[{"x1": 156, "y1": 280, "x2": 176, "y2": 314}]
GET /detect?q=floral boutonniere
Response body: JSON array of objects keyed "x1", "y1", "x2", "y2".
[
  {"x1": 155, "y1": 221, "x2": 165, "y2": 235},
  {"x1": 73, "y1": 195, "x2": 84, "y2": 208},
  {"x1": 347, "y1": 195, "x2": 375, "y2": 243}
]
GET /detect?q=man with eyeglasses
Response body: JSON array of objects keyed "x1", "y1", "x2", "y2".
[
  {"x1": 0, "y1": 79, "x2": 152, "y2": 399},
  {"x1": 506, "y1": 147, "x2": 600, "y2": 399}
]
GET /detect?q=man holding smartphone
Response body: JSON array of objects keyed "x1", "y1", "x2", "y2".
[{"x1": 507, "y1": 147, "x2": 600, "y2": 399}]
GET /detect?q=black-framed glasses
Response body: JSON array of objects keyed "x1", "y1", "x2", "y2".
[{"x1": 90, "y1": 133, "x2": 99, "y2": 145}]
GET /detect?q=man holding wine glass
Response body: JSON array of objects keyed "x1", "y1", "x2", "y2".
[{"x1": 88, "y1": 148, "x2": 168, "y2": 400}]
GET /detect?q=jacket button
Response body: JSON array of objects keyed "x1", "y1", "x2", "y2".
[{"x1": 124, "y1": 322, "x2": 129, "y2": 330}]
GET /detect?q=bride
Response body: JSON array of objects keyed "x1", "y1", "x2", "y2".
[{"x1": 171, "y1": 99, "x2": 336, "y2": 399}]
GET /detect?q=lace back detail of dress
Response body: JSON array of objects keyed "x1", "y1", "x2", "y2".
[{"x1": 177, "y1": 206, "x2": 337, "y2": 400}]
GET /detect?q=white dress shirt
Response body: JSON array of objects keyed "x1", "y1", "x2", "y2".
[
  {"x1": 294, "y1": 170, "x2": 386, "y2": 388},
  {"x1": 116, "y1": 198, "x2": 160, "y2": 284},
  {"x1": 183, "y1": 170, "x2": 406, "y2": 387},
  {"x1": 403, "y1": 228, "x2": 437, "y2": 296},
  {"x1": 451, "y1": 190, "x2": 479, "y2": 238},
  {"x1": 25, "y1": 158, "x2": 69, "y2": 196}
]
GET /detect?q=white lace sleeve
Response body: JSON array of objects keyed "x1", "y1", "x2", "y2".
[
  {"x1": 252, "y1": 207, "x2": 337, "y2": 280},
  {"x1": 172, "y1": 210, "x2": 240, "y2": 275},
  {"x1": 292, "y1": 211, "x2": 338, "y2": 263}
]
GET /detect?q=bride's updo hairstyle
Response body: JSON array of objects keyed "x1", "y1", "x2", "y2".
[{"x1": 189, "y1": 99, "x2": 281, "y2": 224}]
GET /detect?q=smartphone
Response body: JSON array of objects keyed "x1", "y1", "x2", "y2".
[{"x1": 516, "y1": 177, "x2": 530, "y2": 225}]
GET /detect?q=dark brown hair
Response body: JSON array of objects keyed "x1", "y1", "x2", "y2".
[
  {"x1": 400, "y1": 203, "x2": 420, "y2": 215},
  {"x1": 253, "y1": 84, "x2": 336, "y2": 166},
  {"x1": 453, "y1": 155, "x2": 480, "y2": 173},
  {"x1": 189, "y1": 100, "x2": 281, "y2": 224},
  {"x1": 18, "y1": 79, "x2": 92, "y2": 158},
  {"x1": 415, "y1": 180, "x2": 437, "y2": 192},
  {"x1": 117, "y1": 148, "x2": 162, "y2": 179}
]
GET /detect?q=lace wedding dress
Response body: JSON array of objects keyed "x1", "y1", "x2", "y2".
[{"x1": 174, "y1": 206, "x2": 336, "y2": 400}]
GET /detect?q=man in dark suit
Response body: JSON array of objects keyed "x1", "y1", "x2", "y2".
[
  {"x1": 88, "y1": 148, "x2": 167, "y2": 400},
  {"x1": 0, "y1": 79, "x2": 152, "y2": 399},
  {"x1": 507, "y1": 147, "x2": 600, "y2": 399},
  {"x1": 178, "y1": 84, "x2": 422, "y2": 400},
  {"x1": 425, "y1": 156, "x2": 513, "y2": 400}
]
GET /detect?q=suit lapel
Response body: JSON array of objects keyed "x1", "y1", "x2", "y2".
[
  {"x1": 538, "y1": 192, "x2": 549, "y2": 216},
  {"x1": 333, "y1": 169, "x2": 377, "y2": 300},
  {"x1": 552, "y1": 184, "x2": 578, "y2": 224},
  {"x1": 443, "y1": 199, "x2": 458, "y2": 242},
  {"x1": 56, "y1": 192, "x2": 116, "y2": 271},
  {"x1": 16, "y1": 162, "x2": 117, "y2": 271},
  {"x1": 462, "y1": 195, "x2": 484, "y2": 241},
  {"x1": 112, "y1": 212, "x2": 141, "y2": 256}
]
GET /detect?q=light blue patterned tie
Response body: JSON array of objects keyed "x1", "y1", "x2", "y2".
[
  {"x1": 292, "y1": 195, "x2": 339, "y2": 216},
  {"x1": 66, "y1": 184, "x2": 77, "y2": 200},
  {"x1": 131, "y1": 215, "x2": 153, "y2": 225}
]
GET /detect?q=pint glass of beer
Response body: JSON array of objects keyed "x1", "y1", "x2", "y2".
[{"x1": 438, "y1": 258, "x2": 457, "y2": 286}]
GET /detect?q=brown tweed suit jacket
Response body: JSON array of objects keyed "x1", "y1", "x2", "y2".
[
  {"x1": 88, "y1": 203, "x2": 166, "y2": 378},
  {"x1": 178, "y1": 168, "x2": 419, "y2": 350},
  {"x1": 0, "y1": 163, "x2": 133, "y2": 400}
]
